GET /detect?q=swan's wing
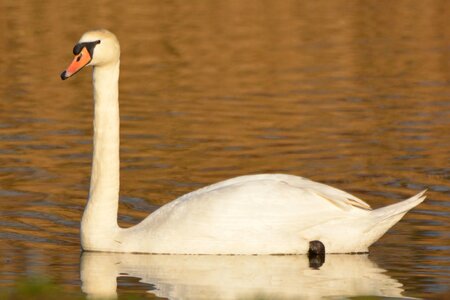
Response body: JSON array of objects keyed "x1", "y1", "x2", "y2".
[
  {"x1": 307, "y1": 189, "x2": 371, "y2": 211},
  {"x1": 197, "y1": 174, "x2": 373, "y2": 211},
  {"x1": 167, "y1": 173, "x2": 372, "y2": 212},
  {"x1": 137, "y1": 173, "x2": 372, "y2": 232}
]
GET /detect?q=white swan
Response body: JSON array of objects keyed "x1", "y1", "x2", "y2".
[{"x1": 61, "y1": 29, "x2": 426, "y2": 255}]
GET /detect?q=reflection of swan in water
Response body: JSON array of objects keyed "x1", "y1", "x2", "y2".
[{"x1": 81, "y1": 252, "x2": 405, "y2": 299}]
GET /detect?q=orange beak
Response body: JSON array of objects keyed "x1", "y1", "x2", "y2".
[{"x1": 60, "y1": 47, "x2": 92, "y2": 80}]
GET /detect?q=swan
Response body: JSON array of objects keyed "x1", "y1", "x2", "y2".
[{"x1": 60, "y1": 29, "x2": 426, "y2": 255}]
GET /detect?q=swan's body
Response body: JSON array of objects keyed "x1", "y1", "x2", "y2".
[{"x1": 61, "y1": 30, "x2": 426, "y2": 254}]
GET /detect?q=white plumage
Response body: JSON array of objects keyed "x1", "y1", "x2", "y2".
[{"x1": 61, "y1": 29, "x2": 426, "y2": 255}]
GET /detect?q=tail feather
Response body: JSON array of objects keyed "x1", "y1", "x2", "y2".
[
  {"x1": 371, "y1": 189, "x2": 427, "y2": 220},
  {"x1": 362, "y1": 190, "x2": 427, "y2": 244}
]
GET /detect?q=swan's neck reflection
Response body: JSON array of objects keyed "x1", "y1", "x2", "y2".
[{"x1": 80, "y1": 252, "x2": 405, "y2": 299}]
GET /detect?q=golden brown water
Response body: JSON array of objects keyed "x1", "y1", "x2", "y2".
[{"x1": 0, "y1": 0, "x2": 449, "y2": 298}]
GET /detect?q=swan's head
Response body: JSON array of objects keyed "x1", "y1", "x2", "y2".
[{"x1": 61, "y1": 29, "x2": 120, "y2": 80}]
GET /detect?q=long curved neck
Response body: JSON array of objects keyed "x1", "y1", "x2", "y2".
[{"x1": 81, "y1": 60, "x2": 121, "y2": 250}]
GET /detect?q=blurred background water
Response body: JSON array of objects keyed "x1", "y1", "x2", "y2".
[{"x1": 0, "y1": 0, "x2": 449, "y2": 299}]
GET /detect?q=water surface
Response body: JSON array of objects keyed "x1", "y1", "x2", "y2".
[{"x1": 0, "y1": 0, "x2": 449, "y2": 299}]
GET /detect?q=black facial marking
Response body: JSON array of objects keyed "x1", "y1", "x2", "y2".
[
  {"x1": 73, "y1": 43, "x2": 83, "y2": 55},
  {"x1": 72, "y1": 40, "x2": 101, "y2": 56}
]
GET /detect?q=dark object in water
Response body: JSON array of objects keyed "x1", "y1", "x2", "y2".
[{"x1": 308, "y1": 240, "x2": 325, "y2": 269}]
